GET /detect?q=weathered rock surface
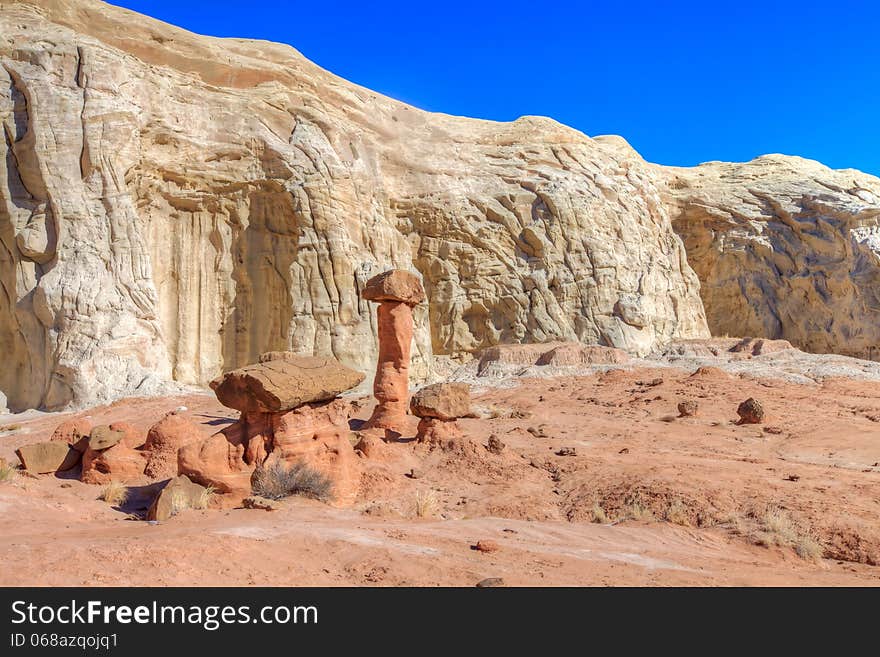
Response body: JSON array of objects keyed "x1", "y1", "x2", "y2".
[
  {"x1": 410, "y1": 383, "x2": 471, "y2": 420},
  {"x1": 15, "y1": 441, "x2": 79, "y2": 473},
  {"x1": 663, "y1": 155, "x2": 880, "y2": 361},
  {"x1": 0, "y1": 0, "x2": 709, "y2": 412},
  {"x1": 210, "y1": 357, "x2": 364, "y2": 414},
  {"x1": 477, "y1": 341, "x2": 629, "y2": 374},
  {"x1": 88, "y1": 425, "x2": 125, "y2": 451}
]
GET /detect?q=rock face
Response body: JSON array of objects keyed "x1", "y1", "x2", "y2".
[
  {"x1": 210, "y1": 357, "x2": 365, "y2": 414},
  {"x1": 663, "y1": 156, "x2": 880, "y2": 361},
  {"x1": 0, "y1": 0, "x2": 709, "y2": 412}
]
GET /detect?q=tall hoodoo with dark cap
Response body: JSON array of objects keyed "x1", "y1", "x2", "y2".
[{"x1": 361, "y1": 270, "x2": 426, "y2": 435}]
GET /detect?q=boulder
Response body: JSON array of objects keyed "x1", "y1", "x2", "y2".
[
  {"x1": 15, "y1": 442, "x2": 80, "y2": 474},
  {"x1": 50, "y1": 418, "x2": 92, "y2": 453},
  {"x1": 146, "y1": 475, "x2": 208, "y2": 521},
  {"x1": 737, "y1": 398, "x2": 765, "y2": 425},
  {"x1": 410, "y1": 383, "x2": 471, "y2": 420},
  {"x1": 210, "y1": 357, "x2": 365, "y2": 414},
  {"x1": 81, "y1": 443, "x2": 148, "y2": 485},
  {"x1": 677, "y1": 400, "x2": 699, "y2": 417},
  {"x1": 110, "y1": 421, "x2": 147, "y2": 449},
  {"x1": 143, "y1": 412, "x2": 204, "y2": 480},
  {"x1": 362, "y1": 270, "x2": 426, "y2": 306}
]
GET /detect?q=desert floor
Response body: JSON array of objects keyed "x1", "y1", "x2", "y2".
[{"x1": 2, "y1": 364, "x2": 879, "y2": 586}]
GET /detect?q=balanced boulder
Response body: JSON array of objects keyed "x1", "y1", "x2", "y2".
[
  {"x1": 362, "y1": 269, "x2": 426, "y2": 306},
  {"x1": 210, "y1": 356, "x2": 365, "y2": 414},
  {"x1": 88, "y1": 425, "x2": 125, "y2": 451},
  {"x1": 411, "y1": 383, "x2": 471, "y2": 444}
]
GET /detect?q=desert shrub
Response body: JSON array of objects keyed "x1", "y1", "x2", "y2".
[
  {"x1": 251, "y1": 460, "x2": 332, "y2": 501},
  {"x1": 193, "y1": 485, "x2": 215, "y2": 510},
  {"x1": 99, "y1": 480, "x2": 129, "y2": 506},
  {"x1": 663, "y1": 498, "x2": 692, "y2": 527},
  {"x1": 414, "y1": 490, "x2": 440, "y2": 518},
  {"x1": 589, "y1": 503, "x2": 608, "y2": 524}
]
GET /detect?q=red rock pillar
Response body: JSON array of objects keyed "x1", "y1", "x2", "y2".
[
  {"x1": 361, "y1": 269, "x2": 426, "y2": 436},
  {"x1": 368, "y1": 300, "x2": 414, "y2": 430}
]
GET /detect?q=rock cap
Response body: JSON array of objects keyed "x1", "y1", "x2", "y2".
[
  {"x1": 362, "y1": 270, "x2": 425, "y2": 306},
  {"x1": 210, "y1": 356, "x2": 365, "y2": 414}
]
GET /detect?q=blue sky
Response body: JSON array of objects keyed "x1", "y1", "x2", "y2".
[{"x1": 111, "y1": 1, "x2": 879, "y2": 175}]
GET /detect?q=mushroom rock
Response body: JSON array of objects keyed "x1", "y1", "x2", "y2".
[
  {"x1": 81, "y1": 442, "x2": 148, "y2": 485},
  {"x1": 362, "y1": 270, "x2": 426, "y2": 435},
  {"x1": 210, "y1": 357, "x2": 365, "y2": 414},
  {"x1": 50, "y1": 418, "x2": 92, "y2": 453},
  {"x1": 410, "y1": 383, "x2": 471, "y2": 445},
  {"x1": 143, "y1": 412, "x2": 204, "y2": 480},
  {"x1": 181, "y1": 358, "x2": 362, "y2": 506}
]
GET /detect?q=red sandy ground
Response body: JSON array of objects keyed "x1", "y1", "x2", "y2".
[{"x1": 1, "y1": 365, "x2": 879, "y2": 586}]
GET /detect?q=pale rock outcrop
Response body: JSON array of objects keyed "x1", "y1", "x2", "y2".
[
  {"x1": 662, "y1": 155, "x2": 880, "y2": 360},
  {"x1": 0, "y1": 0, "x2": 708, "y2": 411}
]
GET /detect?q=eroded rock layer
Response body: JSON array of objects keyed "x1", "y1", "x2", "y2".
[
  {"x1": 662, "y1": 156, "x2": 880, "y2": 360},
  {"x1": 0, "y1": 0, "x2": 708, "y2": 411}
]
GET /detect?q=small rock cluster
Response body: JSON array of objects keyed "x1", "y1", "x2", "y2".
[{"x1": 410, "y1": 382, "x2": 471, "y2": 444}]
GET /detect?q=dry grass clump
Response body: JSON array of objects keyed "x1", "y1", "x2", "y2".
[
  {"x1": 619, "y1": 492, "x2": 655, "y2": 522},
  {"x1": 414, "y1": 490, "x2": 440, "y2": 518},
  {"x1": 0, "y1": 460, "x2": 19, "y2": 484},
  {"x1": 744, "y1": 506, "x2": 823, "y2": 561},
  {"x1": 663, "y1": 498, "x2": 692, "y2": 527},
  {"x1": 99, "y1": 480, "x2": 129, "y2": 506},
  {"x1": 193, "y1": 485, "x2": 215, "y2": 510},
  {"x1": 251, "y1": 460, "x2": 332, "y2": 501},
  {"x1": 589, "y1": 503, "x2": 608, "y2": 524}
]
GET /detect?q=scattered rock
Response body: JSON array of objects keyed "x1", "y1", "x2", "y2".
[
  {"x1": 15, "y1": 442, "x2": 80, "y2": 474},
  {"x1": 737, "y1": 398, "x2": 765, "y2": 424},
  {"x1": 636, "y1": 378, "x2": 664, "y2": 387},
  {"x1": 410, "y1": 382, "x2": 471, "y2": 420},
  {"x1": 146, "y1": 475, "x2": 208, "y2": 521},
  {"x1": 405, "y1": 468, "x2": 422, "y2": 479},
  {"x1": 210, "y1": 357, "x2": 365, "y2": 414},
  {"x1": 473, "y1": 540, "x2": 500, "y2": 553},
  {"x1": 618, "y1": 447, "x2": 630, "y2": 454},
  {"x1": 50, "y1": 418, "x2": 92, "y2": 453},
  {"x1": 785, "y1": 474, "x2": 801, "y2": 482},
  {"x1": 677, "y1": 400, "x2": 699, "y2": 417},
  {"x1": 556, "y1": 447, "x2": 577, "y2": 456},
  {"x1": 243, "y1": 496, "x2": 280, "y2": 511},
  {"x1": 476, "y1": 577, "x2": 505, "y2": 588},
  {"x1": 763, "y1": 426, "x2": 784, "y2": 435},
  {"x1": 486, "y1": 434, "x2": 506, "y2": 455}
]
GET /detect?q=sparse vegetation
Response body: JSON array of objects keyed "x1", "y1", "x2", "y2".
[
  {"x1": 0, "y1": 461, "x2": 19, "y2": 483},
  {"x1": 194, "y1": 485, "x2": 216, "y2": 510},
  {"x1": 619, "y1": 493, "x2": 655, "y2": 522},
  {"x1": 589, "y1": 503, "x2": 608, "y2": 524},
  {"x1": 663, "y1": 498, "x2": 692, "y2": 527},
  {"x1": 745, "y1": 506, "x2": 824, "y2": 561},
  {"x1": 99, "y1": 480, "x2": 129, "y2": 506},
  {"x1": 251, "y1": 460, "x2": 332, "y2": 501},
  {"x1": 414, "y1": 490, "x2": 440, "y2": 518}
]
